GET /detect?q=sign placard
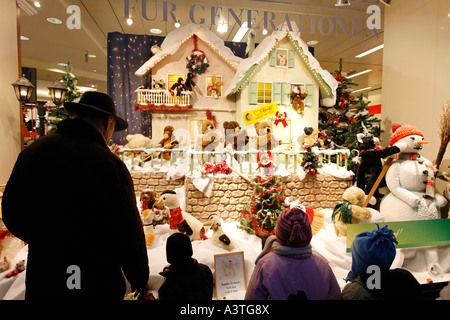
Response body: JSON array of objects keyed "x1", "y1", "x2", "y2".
[
  {"x1": 243, "y1": 102, "x2": 279, "y2": 125},
  {"x1": 346, "y1": 219, "x2": 450, "y2": 252},
  {"x1": 214, "y1": 251, "x2": 247, "y2": 299}
]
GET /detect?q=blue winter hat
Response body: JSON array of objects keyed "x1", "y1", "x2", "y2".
[{"x1": 345, "y1": 224, "x2": 398, "y2": 282}]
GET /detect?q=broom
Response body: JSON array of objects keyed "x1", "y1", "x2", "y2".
[{"x1": 435, "y1": 100, "x2": 450, "y2": 169}]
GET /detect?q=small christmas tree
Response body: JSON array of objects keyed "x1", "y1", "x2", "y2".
[
  {"x1": 48, "y1": 61, "x2": 81, "y2": 133},
  {"x1": 301, "y1": 145, "x2": 321, "y2": 176},
  {"x1": 238, "y1": 175, "x2": 287, "y2": 241}
]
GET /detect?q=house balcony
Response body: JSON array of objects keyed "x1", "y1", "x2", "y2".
[{"x1": 135, "y1": 89, "x2": 193, "y2": 112}]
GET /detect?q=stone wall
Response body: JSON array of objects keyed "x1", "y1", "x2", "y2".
[{"x1": 130, "y1": 171, "x2": 353, "y2": 222}]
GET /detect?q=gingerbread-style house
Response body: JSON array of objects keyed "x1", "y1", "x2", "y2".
[
  {"x1": 224, "y1": 25, "x2": 338, "y2": 147},
  {"x1": 135, "y1": 24, "x2": 243, "y2": 146}
]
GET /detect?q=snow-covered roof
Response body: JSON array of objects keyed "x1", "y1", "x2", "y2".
[
  {"x1": 135, "y1": 24, "x2": 243, "y2": 78},
  {"x1": 223, "y1": 25, "x2": 338, "y2": 107}
]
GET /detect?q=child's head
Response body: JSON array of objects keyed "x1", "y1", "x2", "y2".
[
  {"x1": 166, "y1": 233, "x2": 193, "y2": 265},
  {"x1": 345, "y1": 224, "x2": 398, "y2": 282},
  {"x1": 275, "y1": 207, "x2": 312, "y2": 247}
]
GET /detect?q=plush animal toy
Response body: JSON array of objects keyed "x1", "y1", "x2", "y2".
[
  {"x1": 207, "y1": 75, "x2": 223, "y2": 98},
  {"x1": 170, "y1": 77, "x2": 187, "y2": 96},
  {"x1": 124, "y1": 134, "x2": 152, "y2": 149},
  {"x1": 0, "y1": 256, "x2": 10, "y2": 273},
  {"x1": 254, "y1": 120, "x2": 281, "y2": 151},
  {"x1": 140, "y1": 189, "x2": 157, "y2": 211},
  {"x1": 332, "y1": 187, "x2": 375, "y2": 237},
  {"x1": 152, "y1": 79, "x2": 165, "y2": 90},
  {"x1": 142, "y1": 209, "x2": 156, "y2": 246},
  {"x1": 203, "y1": 214, "x2": 236, "y2": 251},
  {"x1": 157, "y1": 125, "x2": 180, "y2": 161},
  {"x1": 152, "y1": 199, "x2": 170, "y2": 224},
  {"x1": 290, "y1": 86, "x2": 308, "y2": 115},
  {"x1": 161, "y1": 190, "x2": 210, "y2": 241},
  {"x1": 355, "y1": 130, "x2": 401, "y2": 199},
  {"x1": 6, "y1": 260, "x2": 26, "y2": 278},
  {"x1": 223, "y1": 121, "x2": 249, "y2": 159},
  {"x1": 197, "y1": 119, "x2": 220, "y2": 163},
  {"x1": 184, "y1": 72, "x2": 196, "y2": 92},
  {"x1": 303, "y1": 127, "x2": 322, "y2": 147},
  {"x1": 380, "y1": 124, "x2": 448, "y2": 221}
]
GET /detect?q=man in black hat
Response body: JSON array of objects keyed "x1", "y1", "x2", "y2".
[{"x1": 2, "y1": 91, "x2": 150, "y2": 300}]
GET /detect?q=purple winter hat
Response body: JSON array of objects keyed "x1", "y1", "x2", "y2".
[{"x1": 275, "y1": 207, "x2": 312, "y2": 247}]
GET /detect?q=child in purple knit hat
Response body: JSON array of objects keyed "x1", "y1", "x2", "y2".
[{"x1": 245, "y1": 207, "x2": 341, "y2": 300}]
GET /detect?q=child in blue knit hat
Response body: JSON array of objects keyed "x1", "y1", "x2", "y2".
[{"x1": 342, "y1": 224, "x2": 423, "y2": 300}]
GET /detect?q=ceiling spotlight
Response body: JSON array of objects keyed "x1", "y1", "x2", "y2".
[
  {"x1": 217, "y1": 22, "x2": 228, "y2": 33},
  {"x1": 20, "y1": 35, "x2": 30, "y2": 41},
  {"x1": 262, "y1": 29, "x2": 268, "y2": 35},
  {"x1": 34, "y1": 1, "x2": 41, "y2": 8},
  {"x1": 307, "y1": 40, "x2": 318, "y2": 46},
  {"x1": 335, "y1": 0, "x2": 350, "y2": 6},
  {"x1": 150, "y1": 28, "x2": 162, "y2": 34},
  {"x1": 126, "y1": 18, "x2": 133, "y2": 25},
  {"x1": 46, "y1": 17, "x2": 62, "y2": 24},
  {"x1": 174, "y1": 21, "x2": 181, "y2": 28},
  {"x1": 380, "y1": 0, "x2": 391, "y2": 6}
]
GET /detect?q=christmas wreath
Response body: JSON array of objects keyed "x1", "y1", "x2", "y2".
[{"x1": 186, "y1": 35, "x2": 209, "y2": 74}]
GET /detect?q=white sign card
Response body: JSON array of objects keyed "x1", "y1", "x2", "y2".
[{"x1": 214, "y1": 251, "x2": 246, "y2": 299}]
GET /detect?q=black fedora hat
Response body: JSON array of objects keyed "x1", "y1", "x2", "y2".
[{"x1": 64, "y1": 91, "x2": 128, "y2": 131}]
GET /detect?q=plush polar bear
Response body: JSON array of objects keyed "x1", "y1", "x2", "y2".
[{"x1": 124, "y1": 133, "x2": 151, "y2": 149}]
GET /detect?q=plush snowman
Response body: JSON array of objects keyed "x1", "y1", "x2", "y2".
[{"x1": 380, "y1": 124, "x2": 448, "y2": 221}]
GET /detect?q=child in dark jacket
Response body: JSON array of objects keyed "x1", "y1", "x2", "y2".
[
  {"x1": 158, "y1": 233, "x2": 214, "y2": 300},
  {"x1": 342, "y1": 224, "x2": 423, "y2": 300}
]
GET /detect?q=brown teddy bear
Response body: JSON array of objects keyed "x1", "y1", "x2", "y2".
[
  {"x1": 157, "y1": 125, "x2": 180, "y2": 161},
  {"x1": 197, "y1": 119, "x2": 220, "y2": 162},
  {"x1": 291, "y1": 86, "x2": 308, "y2": 115},
  {"x1": 223, "y1": 121, "x2": 249, "y2": 156},
  {"x1": 140, "y1": 189, "x2": 157, "y2": 211},
  {"x1": 331, "y1": 186, "x2": 373, "y2": 237},
  {"x1": 254, "y1": 120, "x2": 281, "y2": 151}
]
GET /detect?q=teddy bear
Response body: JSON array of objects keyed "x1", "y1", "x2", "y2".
[
  {"x1": 331, "y1": 186, "x2": 374, "y2": 237},
  {"x1": 223, "y1": 121, "x2": 249, "y2": 159},
  {"x1": 254, "y1": 120, "x2": 281, "y2": 151},
  {"x1": 184, "y1": 72, "x2": 196, "y2": 92},
  {"x1": 170, "y1": 77, "x2": 187, "y2": 96},
  {"x1": 124, "y1": 134, "x2": 152, "y2": 149},
  {"x1": 150, "y1": 198, "x2": 170, "y2": 226},
  {"x1": 140, "y1": 189, "x2": 157, "y2": 211},
  {"x1": 157, "y1": 125, "x2": 180, "y2": 161},
  {"x1": 197, "y1": 119, "x2": 220, "y2": 162},
  {"x1": 290, "y1": 86, "x2": 308, "y2": 114}
]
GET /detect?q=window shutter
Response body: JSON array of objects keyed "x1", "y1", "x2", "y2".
[
  {"x1": 281, "y1": 83, "x2": 291, "y2": 105},
  {"x1": 272, "y1": 82, "x2": 282, "y2": 104},
  {"x1": 288, "y1": 50, "x2": 295, "y2": 68},
  {"x1": 249, "y1": 82, "x2": 258, "y2": 105},
  {"x1": 304, "y1": 83, "x2": 315, "y2": 106},
  {"x1": 270, "y1": 49, "x2": 276, "y2": 67}
]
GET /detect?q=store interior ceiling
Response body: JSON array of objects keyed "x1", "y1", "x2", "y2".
[{"x1": 18, "y1": 0, "x2": 386, "y2": 103}]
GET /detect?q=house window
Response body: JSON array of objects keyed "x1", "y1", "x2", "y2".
[
  {"x1": 206, "y1": 75, "x2": 223, "y2": 98},
  {"x1": 270, "y1": 49, "x2": 295, "y2": 68},
  {"x1": 167, "y1": 74, "x2": 184, "y2": 90},
  {"x1": 257, "y1": 82, "x2": 272, "y2": 104}
]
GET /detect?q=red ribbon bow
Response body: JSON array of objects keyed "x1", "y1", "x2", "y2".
[{"x1": 274, "y1": 111, "x2": 288, "y2": 128}]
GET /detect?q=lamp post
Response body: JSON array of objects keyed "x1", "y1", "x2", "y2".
[
  {"x1": 47, "y1": 80, "x2": 68, "y2": 107},
  {"x1": 11, "y1": 76, "x2": 34, "y2": 104}
]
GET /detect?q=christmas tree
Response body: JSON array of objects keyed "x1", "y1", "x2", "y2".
[
  {"x1": 301, "y1": 145, "x2": 321, "y2": 176},
  {"x1": 48, "y1": 61, "x2": 81, "y2": 133},
  {"x1": 318, "y1": 58, "x2": 358, "y2": 147},
  {"x1": 238, "y1": 175, "x2": 287, "y2": 241},
  {"x1": 318, "y1": 59, "x2": 382, "y2": 172}
]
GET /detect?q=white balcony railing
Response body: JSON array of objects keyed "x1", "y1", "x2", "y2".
[{"x1": 135, "y1": 89, "x2": 192, "y2": 107}]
